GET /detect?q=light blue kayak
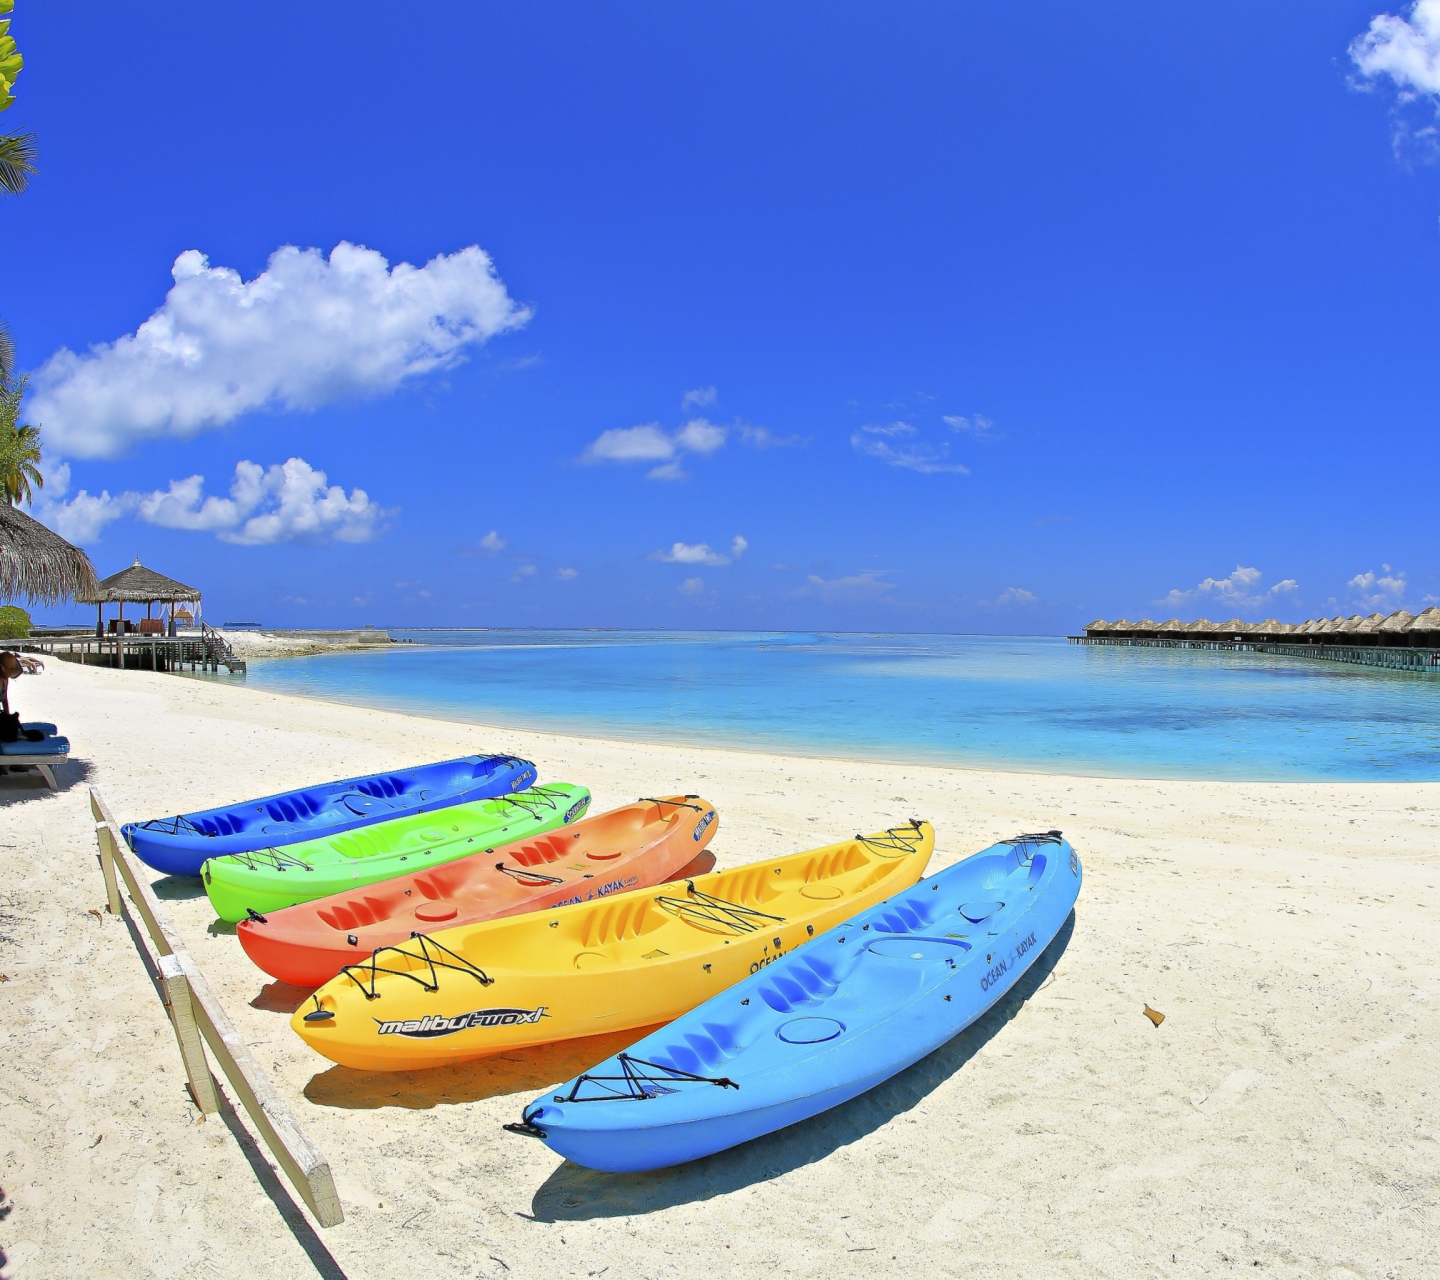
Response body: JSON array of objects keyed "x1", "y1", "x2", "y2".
[
  {"x1": 123, "y1": 754, "x2": 537, "y2": 877},
  {"x1": 509, "y1": 830, "x2": 1080, "y2": 1172}
]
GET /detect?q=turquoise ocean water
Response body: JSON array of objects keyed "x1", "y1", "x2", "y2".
[{"x1": 242, "y1": 631, "x2": 1440, "y2": 782}]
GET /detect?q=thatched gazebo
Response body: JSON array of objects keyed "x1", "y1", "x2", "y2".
[
  {"x1": 79, "y1": 557, "x2": 202, "y2": 637},
  {"x1": 0, "y1": 504, "x2": 100, "y2": 605}
]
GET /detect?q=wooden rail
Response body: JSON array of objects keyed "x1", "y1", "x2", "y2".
[
  {"x1": 89, "y1": 789, "x2": 342, "y2": 1227},
  {"x1": 1, "y1": 632, "x2": 246, "y2": 673}
]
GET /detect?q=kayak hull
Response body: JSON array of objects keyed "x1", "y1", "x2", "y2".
[
  {"x1": 124, "y1": 755, "x2": 537, "y2": 877},
  {"x1": 519, "y1": 831, "x2": 1080, "y2": 1172},
  {"x1": 203, "y1": 784, "x2": 590, "y2": 923},
  {"x1": 292, "y1": 822, "x2": 934, "y2": 1071},
  {"x1": 237, "y1": 796, "x2": 720, "y2": 986}
]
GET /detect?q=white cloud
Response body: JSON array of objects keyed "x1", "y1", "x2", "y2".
[
  {"x1": 581, "y1": 419, "x2": 728, "y2": 481},
  {"x1": 1159, "y1": 566, "x2": 1299, "y2": 613},
  {"x1": 1348, "y1": 565, "x2": 1407, "y2": 608},
  {"x1": 650, "y1": 535, "x2": 748, "y2": 567},
  {"x1": 992, "y1": 587, "x2": 1038, "y2": 606},
  {"x1": 511, "y1": 563, "x2": 538, "y2": 582},
  {"x1": 1352, "y1": 2, "x2": 1440, "y2": 98},
  {"x1": 479, "y1": 530, "x2": 506, "y2": 554},
  {"x1": 800, "y1": 569, "x2": 895, "y2": 602},
  {"x1": 581, "y1": 400, "x2": 797, "y2": 481},
  {"x1": 942, "y1": 413, "x2": 994, "y2": 435},
  {"x1": 35, "y1": 456, "x2": 388, "y2": 545},
  {"x1": 31, "y1": 242, "x2": 529, "y2": 459},
  {"x1": 554, "y1": 567, "x2": 578, "y2": 581},
  {"x1": 851, "y1": 422, "x2": 969, "y2": 475},
  {"x1": 681, "y1": 386, "x2": 717, "y2": 411},
  {"x1": 678, "y1": 576, "x2": 706, "y2": 596}
]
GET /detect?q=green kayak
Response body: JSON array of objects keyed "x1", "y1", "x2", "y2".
[{"x1": 202, "y1": 784, "x2": 591, "y2": 924}]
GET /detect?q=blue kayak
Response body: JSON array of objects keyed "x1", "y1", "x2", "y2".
[
  {"x1": 123, "y1": 755, "x2": 537, "y2": 877},
  {"x1": 510, "y1": 830, "x2": 1080, "y2": 1172}
]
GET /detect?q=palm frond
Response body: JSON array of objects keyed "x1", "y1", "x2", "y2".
[
  {"x1": 0, "y1": 131, "x2": 37, "y2": 196},
  {"x1": 0, "y1": 318, "x2": 13, "y2": 388}
]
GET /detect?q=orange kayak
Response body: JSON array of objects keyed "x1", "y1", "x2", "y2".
[{"x1": 237, "y1": 795, "x2": 718, "y2": 987}]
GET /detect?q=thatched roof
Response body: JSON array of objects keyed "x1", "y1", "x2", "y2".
[
  {"x1": 1221, "y1": 618, "x2": 1249, "y2": 632},
  {"x1": 1158, "y1": 618, "x2": 1184, "y2": 631},
  {"x1": 1410, "y1": 606, "x2": 1440, "y2": 632},
  {"x1": 78, "y1": 557, "x2": 201, "y2": 605},
  {"x1": 1379, "y1": 609, "x2": 1414, "y2": 633},
  {"x1": 0, "y1": 504, "x2": 101, "y2": 605},
  {"x1": 1185, "y1": 618, "x2": 1216, "y2": 632},
  {"x1": 1357, "y1": 612, "x2": 1387, "y2": 633},
  {"x1": 1085, "y1": 619, "x2": 1109, "y2": 632}
]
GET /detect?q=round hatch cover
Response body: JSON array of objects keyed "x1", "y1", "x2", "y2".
[
  {"x1": 776, "y1": 1017, "x2": 845, "y2": 1044},
  {"x1": 960, "y1": 901, "x2": 1004, "y2": 923},
  {"x1": 414, "y1": 900, "x2": 459, "y2": 922}
]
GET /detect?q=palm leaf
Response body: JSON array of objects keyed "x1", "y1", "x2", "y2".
[{"x1": 0, "y1": 130, "x2": 36, "y2": 195}]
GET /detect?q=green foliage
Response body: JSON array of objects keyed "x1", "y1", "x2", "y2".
[
  {"x1": 0, "y1": 0, "x2": 21, "y2": 114},
  {"x1": 0, "y1": 604, "x2": 30, "y2": 639},
  {"x1": 0, "y1": 373, "x2": 43, "y2": 505},
  {"x1": 0, "y1": 1, "x2": 34, "y2": 198}
]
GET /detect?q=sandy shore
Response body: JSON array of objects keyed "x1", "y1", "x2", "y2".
[{"x1": 2, "y1": 658, "x2": 1437, "y2": 1280}]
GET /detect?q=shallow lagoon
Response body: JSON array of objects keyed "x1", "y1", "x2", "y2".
[{"x1": 244, "y1": 631, "x2": 1440, "y2": 782}]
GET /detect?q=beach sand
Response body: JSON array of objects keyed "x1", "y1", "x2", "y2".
[{"x1": 2, "y1": 658, "x2": 1437, "y2": 1279}]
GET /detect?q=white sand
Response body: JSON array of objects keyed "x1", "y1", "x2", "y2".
[{"x1": 2, "y1": 658, "x2": 1437, "y2": 1279}]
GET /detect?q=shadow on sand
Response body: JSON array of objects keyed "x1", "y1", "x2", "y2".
[
  {"x1": 523, "y1": 911, "x2": 1077, "y2": 1221},
  {"x1": 0, "y1": 756, "x2": 91, "y2": 801},
  {"x1": 304, "y1": 1023, "x2": 670, "y2": 1110}
]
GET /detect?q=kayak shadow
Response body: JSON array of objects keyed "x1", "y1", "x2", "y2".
[
  {"x1": 526, "y1": 911, "x2": 1077, "y2": 1222},
  {"x1": 150, "y1": 874, "x2": 208, "y2": 902},
  {"x1": 303, "y1": 1023, "x2": 668, "y2": 1110}
]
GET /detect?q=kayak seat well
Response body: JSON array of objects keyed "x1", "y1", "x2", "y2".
[
  {"x1": 195, "y1": 811, "x2": 251, "y2": 837},
  {"x1": 353, "y1": 775, "x2": 412, "y2": 800},
  {"x1": 800, "y1": 843, "x2": 866, "y2": 885},
  {"x1": 317, "y1": 896, "x2": 390, "y2": 930},
  {"x1": 512, "y1": 833, "x2": 579, "y2": 867},
  {"x1": 265, "y1": 792, "x2": 325, "y2": 824},
  {"x1": 579, "y1": 898, "x2": 666, "y2": 948}
]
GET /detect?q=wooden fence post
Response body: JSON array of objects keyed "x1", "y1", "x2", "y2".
[
  {"x1": 157, "y1": 953, "x2": 221, "y2": 1114},
  {"x1": 96, "y1": 820, "x2": 123, "y2": 915}
]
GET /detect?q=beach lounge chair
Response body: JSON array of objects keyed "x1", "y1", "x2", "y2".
[{"x1": 1, "y1": 723, "x2": 70, "y2": 790}]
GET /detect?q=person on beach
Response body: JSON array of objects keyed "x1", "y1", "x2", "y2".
[{"x1": 0, "y1": 650, "x2": 21, "y2": 717}]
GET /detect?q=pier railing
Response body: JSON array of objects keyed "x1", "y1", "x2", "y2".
[
  {"x1": 1069, "y1": 634, "x2": 1440, "y2": 675},
  {"x1": 1, "y1": 630, "x2": 246, "y2": 673}
]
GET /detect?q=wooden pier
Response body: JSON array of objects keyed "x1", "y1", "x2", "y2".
[
  {"x1": 1071, "y1": 607, "x2": 1440, "y2": 676},
  {"x1": 1069, "y1": 633, "x2": 1440, "y2": 675},
  {"x1": 3, "y1": 622, "x2": 246, "y2": 673}
]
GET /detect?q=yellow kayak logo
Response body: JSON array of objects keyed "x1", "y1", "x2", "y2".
[{"x1": 374, "y1": 1007, "x2": 547, "y2": 1038}]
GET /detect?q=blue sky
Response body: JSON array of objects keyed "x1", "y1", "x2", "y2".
[{"x1": 6, "y1": 2, "x2": 1440, "y2": 631}]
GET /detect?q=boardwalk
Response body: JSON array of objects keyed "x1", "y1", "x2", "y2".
[
  {"x1": 1073, "y1": 607, "x2": 1440, "y2": 675},
  {"x1": 3, "y1": 625, "x2": 246, "y2": 673}
]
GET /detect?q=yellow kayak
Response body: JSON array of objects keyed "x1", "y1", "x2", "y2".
[{"x1": 292, "y1": 821, "x2": 933, "y2": 1071}]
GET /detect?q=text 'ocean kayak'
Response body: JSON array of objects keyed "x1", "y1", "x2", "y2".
[
  {"x1": 511, "y1": 830, "x2": 1080, "y2": 1172},
  {"x1": 124, "y1": 754, "x2": 537, "y2": 877},
  {"x1": 203, "y1": 784, "x2": 590, "y2": 923},
  {"x1": 292, "y1": 821, "x2": 934, "y2": 1072},
  {"x1": 237, "y1": 795, "x2": 719, "y2": 986}
]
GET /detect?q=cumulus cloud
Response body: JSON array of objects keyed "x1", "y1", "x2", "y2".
[
  {"x1": 478, "y1": 530, "x2": 506, "y2": 554},
  {"x1": 1352, "y1": 2, "x2": 1440, "y2": 98},
  {"x1": 799, "y1": 569, "x2": 895, "y2": 602},
  {"x1": 1159, "y1": 566, "x2": 1299, "y2": 613},
  {"x1": 650, "y1": 535, "x2": 748, "y2": 566},
  {"x1": 678, "y1": 576, "x2": 706, "y2": 596},
  {"x1": 942, "y1": 413, "x2": 995, "y2": 435},
  {"x1": 1348, "y1": 565, "x2": 1407, "y2": 608},
  {"x1": 554, "y1": 566, "x2": 579, "y2": 581},
  {"x1": 30, "y1": 242, "x2": 529, "y2": 459},
  {"x1": 681, "y1": 386, "x2": 718, "y2": 411},
  {"x1": 851, "y1": 422, "x2": 969, "y2": 475},
  {"x1": 35, "y1": 456, "x2": 388, "y2": 546},
  {"x1": 1351, "y1": 3, "x2": 1440, "y2": 158}
]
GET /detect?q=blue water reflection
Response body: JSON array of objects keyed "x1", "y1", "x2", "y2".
[{"x1": 244, "y1": 631, "x2": 1440, "y2": 781}]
